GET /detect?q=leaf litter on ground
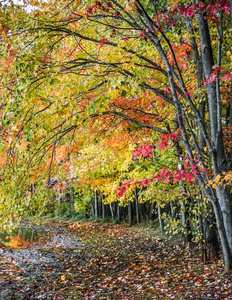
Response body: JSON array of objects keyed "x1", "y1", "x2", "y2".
[{"x1": 0, "y1": 219, "x2": 232, "y2": 299}]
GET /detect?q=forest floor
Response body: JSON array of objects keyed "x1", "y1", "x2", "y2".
[{"x1": 0, "y1": 218, "x2": 232, "y2": 299}]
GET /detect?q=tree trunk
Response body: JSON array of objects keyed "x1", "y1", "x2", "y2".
[
  {"x1": 196, "y1": 9, "x2": 232, "y2": 271},
  {"x1": 181, "y1": 201, "x2": 186, "y2": 227},
  {"x1": 128, "y1": 201, "x2": 132, "y2": 226},
  {"x1": 170, "y1": 202, "x2": 175, "y2": 219},
  {"x1": 94, "y1": 191, "x2": 98, "y2": 218},
  {"x1": 57, "y1": 190, "x2": 61, "y2": 206},
  {"x1": 140, "y1": 202, "x2": 147, "y2": 220},
  {"x1": 117, "y1": 203, "x2": 121, "y2": 222},
  {"x1": 113, "y1": 202, "x2": 117, "y2": 218},
  {"x1": 216, "y1": 187, "x2": 232, "y2": 252},
  {"x1": 185, "y1": 200, "x2": 193, "y2": 244},
  {"x1": 70, "y1": 186, "x2": 75, "y2": 214},
  {"x1": 134, "y1": 189, "x2": 140, "y2": 224},
  {"x1": 229, "y1": 87, "x2": 232, "y2": 159},
  {"x1": 158, "y1": 205, "x2": 164, "y2": 232},
  {"x1": 150, "y1": 202, "x2": 155, "y2": 220},
  {"x1": 102, "y1": 197, "x2": 106, "y2": 219},
  {"x1": 90, "y1": 197, "x2": 95, "y2": 217},
  {"x1": 211, "y1": 195, "x2": 232, "y2": 272},
  {"x1": 205, "y1": 218, "x2": 220, "y2": 260},
  {"x1": 31, "y1": 229, "x2": 34, "y2": 242},
  {"x1": 109, "y1": 203, "x2": 115, "y2": 219}
]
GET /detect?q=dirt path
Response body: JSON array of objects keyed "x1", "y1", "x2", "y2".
[{"x1": 0, "y1": 220, "x2": 232, "y2": 299}]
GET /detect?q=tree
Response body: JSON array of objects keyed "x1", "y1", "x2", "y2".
[{"x1": 1, "y1": 0, "x2": 232, "y2": 270}]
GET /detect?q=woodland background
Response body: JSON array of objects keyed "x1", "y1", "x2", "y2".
[{"x1": 0, "y1": 0, "x2": 232, "y2": 272}]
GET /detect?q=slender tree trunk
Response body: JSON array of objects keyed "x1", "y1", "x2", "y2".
[
  {"x1": 150, "y1": 202, "x2": 155, "y2": 220},
  {"x1": 70, "y1": 185, "x2": 75, "y2": 214},
  {"x1": 178, "y1": 159, "x2": 186, "y2": 227},
  {"x1": 57, "y1": 190, "x2": 61, "y2": 206},
  {"x1": 140, "y1": 202, "x2": 147, "y2": 220},
  {"x1": 185, "y1": 16, "x2": 205, "y2": 151},
  {"x1": 128, "y1": 201, "x2": 132, "y2": 226},
  {"x1": 94, "y1": 191, "x2": 98, "y2": 218},
  {"x1": 185, "y1": 200, "x2": 193, "y2": 244},
  {"x1": 98, "y1": 194, "x2": 102, "y2": 217},
  {"x1": 113, "y1": 202, "x2": 117, "y2": 218},
  {"x1": 90, "y1": 197, "x2": 95, "y2": 217},
  {"x1": 117, "y1": 202, "x2": 121, "y2": 222},
  {"x1": 170, "y1": 202, "x2": 175, "y2": 219},
  {"x1": 102, "y1": 197, "x2": 106, "y2": 219},
  {"x1": 229, "y1": 87, "x2": 232, "y2": 158},
  {"x1": 181, "y1": 201, "x2": 186, "y2": 227},
  {"x1": 204, "y1": 217, "x2": 220, "y2": 260},
  {"x1": 122, "y1": 206, "x2": 126, "y2": 221},
  {"x1": 62, "y1": 191, "x2": 65, "y2": 202},
  {"x1": 134, "y1": 189, "x2": 140, "y2": 224},
  {"x1": 200, "y1": 194, "x2": 220, "y2": 261},
  {"x1": 158, "y1": 205, "x2": 164, "y2": 232},
  {"x1": 109, "y1": 203, "x2": 115, "y2": 219}
]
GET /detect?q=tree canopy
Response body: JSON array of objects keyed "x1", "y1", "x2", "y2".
[{"x1": 0, "y1": 0, "x2": 232, "y2": 270}]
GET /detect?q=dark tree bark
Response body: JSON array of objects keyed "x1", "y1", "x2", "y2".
[
  {"x1": 150, "y1": 202, "x2": 155, "y2": 220},
  {"x1": 158, "y1": 205, "x2": 164, "y2": 232},
  {"x1": 128, "y1": 201, "x2": 133, "y2": 226},
  {"x1": 94, "y1": 190, "x2": 98, "y2": 218},
  {"x1": 134, "y1": 189, "x2": 140, "y2": 224}
]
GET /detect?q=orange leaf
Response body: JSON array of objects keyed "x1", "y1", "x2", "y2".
[{"x1": 17, "y1": 140, "x2": 29, "y2": 152}]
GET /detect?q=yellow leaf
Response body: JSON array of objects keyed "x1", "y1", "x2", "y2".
[
  {"x1": 214, "y1": 174, "x2": 221, "y2": 182},
  {"x1": 208, "y1": 180, "x2": 213, "y2": 185},
  {"x1": 11, "y1": 122, "x2": 21, "y2": 133},
  {"x1": 212, "y1": 183, "x2": 217, "y2": 189}
]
